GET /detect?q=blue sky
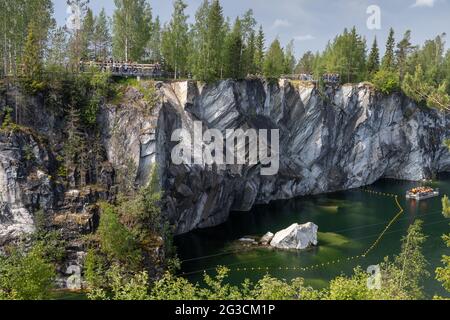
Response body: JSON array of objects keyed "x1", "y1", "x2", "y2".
[{"x1": 53, "y1": 0, "x2": 450, "y2": 57}]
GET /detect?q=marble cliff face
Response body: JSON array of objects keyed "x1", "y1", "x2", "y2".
[
  {"x1": 1, "y1": 79, "x2": 450, "y2": 244},
  {"x1": 101, "y1": 79, "x2": 450, "y2": 235}
]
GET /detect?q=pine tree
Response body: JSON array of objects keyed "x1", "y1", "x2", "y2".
[
  {"x1": 263, "y1": 39, "x2": 285, "y2": 79},
  {"x1": 396, "y1": 30, "x2": 414, "y2": 81},
  {"x1": 113, "y1": 0, "x2": 152, "y2": 62},
  {"x1": 93, "y1": 8, "x2": 111, "y2": 61},
  {"x1": 284, "y1": 40, "x2": 296, "y2": 74},
  {"x1": 190, "y1": 0, "x2": 225, "y2": 81},
  {"x1": 382, "y1": 28, "x2": 396, "y2": 71},
  {"x1": 190, "y1": 0, "x2": 209, "y2": 80},
  {"x1": 223, "y1": 18, "x2": 244, "y2": 79},
  {"x1": 1, "y1": 0, "x2": 54, "y2": 75},
  {"x1": 254, "y1": 26, "x2": 265, "y2": 75},
  {"x1": 147, "y1": 16, "x2": 162, "y2": 63},
  {"x1": 295, "y1": 51, "x2": 315, "y2": 74},
  {"x1": 240, "y1": 9, "x2": 256, "y2": 43},
  {"x1": 243, "y1": 30, "x2": 256, "y2": 75},
  {"x1": 22, "y1": 23, "x2": 43, "y2": 81},
  {"x1": 47, "y1": 27, "x2": 68, "y2": 68},
  {"x1": 205, "y1": 0, "x2": 225, "y2": 81},
  {"x1": 320, "y1": 27, "x2": 366, "y2": 83},
  {"x1": 367, "y1": 37, "x2": 380, "y2": 75},
  {"x1": 81, "y1": 8, "x2": 95, "y2": 60},
  {"x1": 161, "y1": 0, "x2": 189, "y2": 79},
  {"x1": 67, "y1": 0, "x2": 89, "y2": 69}
]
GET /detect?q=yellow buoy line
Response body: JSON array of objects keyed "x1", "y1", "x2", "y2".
[
  {"x1": 359, "y1": 188, "x2": 404, "y2": 257},
  {"x1": 179, "y1": 188, "x2": 406, "y2": 277}
]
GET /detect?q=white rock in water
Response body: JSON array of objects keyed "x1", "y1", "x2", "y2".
[
  {"x1": 260, "y1": 232, "x2": 274, "y2": 245},
  {"x1": 239, "y1": 237, "x2": 257, "y2": 245},
  {"x1": 270, "y1": 223, "x2": 318, "y2": 250}
]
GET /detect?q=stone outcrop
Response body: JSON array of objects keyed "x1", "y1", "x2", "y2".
[
  {"x1": 270, "y1": 222, "x2": 318, "y2": 250},
  {"x1": 146, "y1": 80, "x2": 449, "y2": 234},
  {"x1": 260, "y1": 232, "x2": 274, "y2": 245},
  {"x1": 1, "y1": 79, "x2": 450, "y2": 242},
  {"x1": 0, "y1": 129, "x2": 58, "y2": 244}
]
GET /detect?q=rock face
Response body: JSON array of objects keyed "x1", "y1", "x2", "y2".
[
  {"x1": 146, "y1": 80, "x2": 449, "y2": 234},
  {"x1": 270, "y1": 223, "x2": 318, "y2": 250},
  {"x1": 1, "y1": 79, "x2": 450, "y2": 242},
  {"x1": 0, "y1": 130, "x2": 58, "y2": 244}
]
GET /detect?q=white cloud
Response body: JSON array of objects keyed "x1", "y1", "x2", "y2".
[
  {"x1": 272, "y1": 19, "x2": 291, "y2": 29},
  {"x1": 294, "y1": 34, "x2": 315, "y2": 41},
  {"x1": 411, "y1": 0, "x2": 436, "y2": 7}
]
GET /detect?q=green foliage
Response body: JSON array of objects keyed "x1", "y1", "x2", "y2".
[
  {"x1": 33, "y1": 231, "x2": 67, "y2": 265},
  {"x1": 372, "y1": 69, "x2": 400, "y2": 94},
  {"x1": 254, "y1": 26, "x2": 265, "y2": 75},
  {"x1": 396, "y1": 30, "x2": 414, "y2": 81},
  {"x1": 1, "y1": 0, "x2": 54, "y2": 76},
  {"x1": 97, "y1": 203, "x2": 142, "y2": 267},
  {"x1": 87, "y1": 262, "x2": 150, "y2": 300},
  {"x1": 316, "y1": 27, "x2": 367, "y2": 84},
  {"x1": 149, "y1": 266, "x2": 320, "y2": 301},
  {"x1": 0, "y1": 244, "x2": 56, "y2": 300},
  {"x1": 161, "y1": 0, "x2": 190, "y2": 79},
  {"x1": 150, "y1": 272, "x2": 199, "y2": 300},
  {"x1": 380, "y1": 220, "x2": 429, "y2": 300},
  {"x1": 367, "y1": 37, "x2": 380, "y2": 75},
  {"x1": 263, "y1": 39, "x2": 285, "y2": 79},
  {"x1": 223, "y1": 18, "x2": 245, "y2": 79},
  {"x1": 295, "y1": 51, "x2": 315, "y2": 75},
  {"x1": 190, "y1": 0, "x2": 226, "y2": 82},
  {"x1": 113, "y1": 0, "x2": 152, "y2": 61},
  {"x1": 382, "y1": 28, "x2": 396, "y2": 71},
  {"x1": 1, "y1": 107, "x2": 15, "y2": 130},
  {"x1": 83, "y1": 71, "x2": 112, "y2": 126},
  {"x1": 402, "y1": 64, "x2": 450, "y2": 109},
  {"x1": 444, "y1": 139, "x2": 450, "y2": 151},
  {"x1": 283, "y1": 40, "x2": 296, "y2": 74},
  {"x1": 442, "y1": 195, "x2": 450, "y2": 218},
  {"x1": 326, "y1": 267, "x2": 375, "y2": 300},
  {"x1": 435, "y1": 203, "x2": 450, "y2": 298},
  {"x1": 84, "y1": 249, "x2": 108, "y2": 293},
  {"x1": 21, "y1": 23, "x2": 45, "y2": 94},
  {"x1": 251, "y1": 274, "x2": 321, "y2": 300},
  {"x1": 435, "y1": 234, "x2": 450, "y2": 295}
]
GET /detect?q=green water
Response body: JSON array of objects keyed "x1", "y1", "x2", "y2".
[{"x1": 175, "y1": 175, "x2": 450, "y2": 298}]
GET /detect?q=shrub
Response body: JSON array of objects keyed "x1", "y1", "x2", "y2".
[
  {"x1": 371, "y1": 70, "x2": 400, "y2": 95},
  {"x1": 442, "y1": 195, "x2": 450, "y2": 218},
  {"x1": 97, "y1": 203, "x2": 141, "y2": 267},
  {"x1": 0, "y1": 244, "x2": 56, "y2": 300}
]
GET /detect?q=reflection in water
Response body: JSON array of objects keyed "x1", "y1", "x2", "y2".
[{"x1": 175, "y1": 175, "x2": 450, "y2": 298}]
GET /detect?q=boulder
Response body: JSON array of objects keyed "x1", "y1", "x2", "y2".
[
  {"x1": 238, "y1": 237, "x2": 258, "y2": 245},
  {"x1": 270, "y1": 223, "x2": 318, "y2": 250},
  {"x1": 260, "y1": 232, "x2": 274, "y2": 245}
]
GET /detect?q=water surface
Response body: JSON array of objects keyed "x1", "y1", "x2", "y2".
[{"x1": 176, "y1": 175, "x2": 450, "y2": 298}]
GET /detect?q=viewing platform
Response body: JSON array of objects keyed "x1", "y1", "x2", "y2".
[{"x1": 80, "y1": 61, "x2": 169, "y2": 78}]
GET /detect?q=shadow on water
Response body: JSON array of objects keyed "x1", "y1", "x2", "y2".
[{"x1": 175, "y1": 174, "x2": 450, "y2": 298}]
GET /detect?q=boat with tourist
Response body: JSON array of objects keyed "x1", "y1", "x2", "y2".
[{"x1": 406, "y1": 187, "x2": 440, "y2": 200}]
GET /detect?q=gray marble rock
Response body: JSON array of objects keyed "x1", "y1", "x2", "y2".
[{"x1": 270, "y1": 222, "x2": 318, "y2": 250}]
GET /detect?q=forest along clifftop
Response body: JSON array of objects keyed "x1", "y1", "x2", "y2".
[{"x1": 0, "y1": 79, "x2": 449, "y2": 248}]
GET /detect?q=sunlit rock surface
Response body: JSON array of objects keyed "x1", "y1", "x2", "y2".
[
  {"x1": 270, "y1": 222, "x2": 318, "y2": 250},
  {"x1": 1, "y1": 79, "x2": 450, "y2": 241},
  {"x1": 145, "y1": 80, "x2": 449, "y2": 234}
]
